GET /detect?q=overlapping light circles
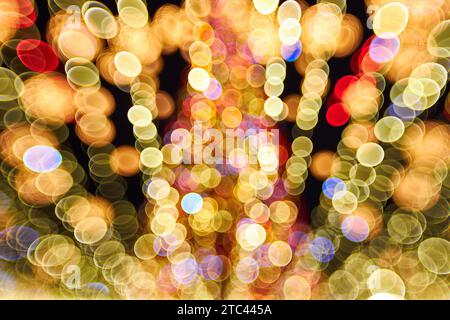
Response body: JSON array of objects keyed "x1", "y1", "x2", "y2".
[{"x1": 0, "y1": 0, "x2": 448, "y2": 300}]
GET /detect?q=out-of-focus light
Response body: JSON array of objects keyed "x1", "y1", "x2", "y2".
[
  {"x1": 341, "y1": 216, "x2": 370, "y2": 242},
  {"x1": 23, "y1": 145, "x2": 62, "y2": 173},
  {"x1": 181, "y1": 192, "x2": 203, "y2": 214},
  {"x1": 281, "y1": 40, "x2": 302, "y2": 62},
  {"x1": 311, "y1": 236, "x2": 335, "y2": 263},
  {"x1": 322, "y1": 177, "x2": 346, "y2": 199}
]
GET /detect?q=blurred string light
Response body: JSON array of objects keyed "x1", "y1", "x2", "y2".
[{"x1": 0, "y1": 0, "x2": 447, "y2": 300}]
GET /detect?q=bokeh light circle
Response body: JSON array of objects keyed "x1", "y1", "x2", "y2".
[
  {"x1": 23, "y1": 145, "x2": 62, "y2": 173},
  {"x1": 181, "y1": 192, "x2": 203, "y2": 214}
]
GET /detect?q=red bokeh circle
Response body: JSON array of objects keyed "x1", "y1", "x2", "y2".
[
  {"x1": 16, "y1": 39, "x2": 59, "y2": 72},
  {"x1": 17, "y1": 0, "x2": 37, "y2": 28},
  {"x1": 326, "y1": 103, "x2": 350, "y2": 127}
]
